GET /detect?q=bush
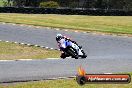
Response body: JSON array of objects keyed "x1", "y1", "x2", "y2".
[{"x1": 39, "y1": 1, "x2": 59, "y2": 8}]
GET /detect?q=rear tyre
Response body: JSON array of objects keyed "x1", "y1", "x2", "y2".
[{"x1": 67, "y1": 47, "x2": 79, "y2": 59}]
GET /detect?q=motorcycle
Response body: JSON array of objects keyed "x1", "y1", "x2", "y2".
[{"x1": 60, "y1": 40, "x2": 87, "y2": 59}]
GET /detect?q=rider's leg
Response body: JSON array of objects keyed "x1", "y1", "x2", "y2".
[{"x1": 60, "y1": 52, "x2": 70, "y2": 59}]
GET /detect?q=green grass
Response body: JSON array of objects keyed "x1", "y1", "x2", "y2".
[
  {"x1": 0, "y1": 13, "x2": 132, "y2": 34},
  {"x1": 0, "y1": 0, "x2": 6, "y2": 7},
  {"x1": 0, "y1": 75, "x2": 132, "y2": 88},
  {"x1": 0, "y1": 41, "x2": 60, "y2": 60}
]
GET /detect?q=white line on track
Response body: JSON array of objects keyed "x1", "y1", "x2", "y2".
[
  {"x1": 101, "y1": 33, "x2": 106, "y2": 35},
  {"x1": 35, "y1": 45, "x2": 38, "y2": 47},
  {"x1": 111, "y1": 34, "x2": 118, "y2": 37},
  {"x1": 46, "y1": 27, "x2": 50, "y2": 29},
  {"x1": 18, "y1": 59, "x2": 33, "y2": 61},
  {"x1": 27, "y1": 44, "x2": 31, "y2": 46},
  {"x1": 47, "y1": 58, "x2": 60, "y2": 60},
  {"x1": 58, "y1": 77, "x2": 67, "y2": 79},
  {"x1": 40, "y1": 46, "x2": 44, "y2": 48},
  {"x1": 0, "y1": 59, "x2": 33, "y2": 62},
  {"x1": 20, "y1": 43, "x2": 25, "y2": 45},
  {"x1": 0, "y1": 60, "x2": 13, "y2": 62},
  {"x1": 64, "y1": 30, "x2": 68, "y2": 31},
  {"x1": 20, "y1": 25, "x2": 24, "y2": 26},
  {"x1": 45, "y1": 47, "x2": 49, "y2": 49},
  {"x1": 0, "y1": 58, "x2": 60, "y2": 62},
  {"x1": 49, "y1": 78, "x2": 58, "y2": 80},
  {"x1": 123, "y1": 36, "x2": 129, "y2": 38},
  {"x1": 75, "y1": 31, "x2": 78, "y2": 33},
  {"x1": 12, "y1": 24, "x2": 16, "y2": 26},
  {"x1": 55, "y1": 28, "x2": 60, "y2": 30},
  {"x1": 83, "y1": 32, "x2": 87, "y2": 33},
  {"x1": 92, "y1": 33, "x2": 97, "y2": 35},
  {"x1": 104, "y1": 73, "x2": 113, "y2": 74},
  {"x1": 14, "y1": 42, "x2": 18, "y2": 44},
  {"x1": 36, "y1": 27, "x2": 40, "y2": 28},
  {"x1": 2, "y1": 23, "x2": 6, "y2": 24},
  {"x1": 5, "y1": 41, "x2": 9, "y2": 43},
  {"x1": 28, "y1": 26, "x2": 31, "y2": 28}
]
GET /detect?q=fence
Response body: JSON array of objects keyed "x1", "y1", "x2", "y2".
[{"x1": 0, "y1": 7, "x2": 131, "y2": 16}]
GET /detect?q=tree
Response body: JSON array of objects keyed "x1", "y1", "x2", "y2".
[
  {"x1": 10, "y1": 0, "x2": 132, "y2": 11},
  {"x1": 123, "y1": 0, "x2": 132, "y2": 11}
]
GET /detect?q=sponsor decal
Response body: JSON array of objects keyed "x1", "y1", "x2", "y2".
[{"x1": 76, "y1": 66, "x2": 131, "y2": 85}]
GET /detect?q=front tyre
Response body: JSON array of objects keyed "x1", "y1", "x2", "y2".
[
  {"x1": 82, "y1": 55, "x2": 87, "y2": 58},
  {"x1": 81, "y1": 50, "x2": 87, "y2": 58}
]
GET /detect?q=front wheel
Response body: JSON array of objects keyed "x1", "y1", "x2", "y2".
[
  {"x1": 81, "y1": 50, "x2": 87, "y2": 58},
  {"x1": 81, "y1": 55, "x2": 87, "y2": 58}
]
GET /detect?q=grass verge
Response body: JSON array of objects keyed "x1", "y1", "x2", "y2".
[
  {"x1": 0, "y1": 73, "x2": 132, "y2": 88},
  {"x1": 0, "y1": 41, "x2": 59, "y2": 60},
  {"x1": 0, "y1": 13, "x2": 132, "y2": 34}
]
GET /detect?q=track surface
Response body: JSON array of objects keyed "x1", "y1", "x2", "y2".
[{"x1": 0, "y1": 23, "x2": 132, "y2": 83}]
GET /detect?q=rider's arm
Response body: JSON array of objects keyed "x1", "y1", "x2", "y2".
[
  {"x1": 58, "y1": 39, "x2": 66, "y2": 51},
  {"x1": 66, "y1": 38, "x2": 77, "y2": 44},
  {"x1": 64, "y1": 36, "x2": 77, "y2": 44}
]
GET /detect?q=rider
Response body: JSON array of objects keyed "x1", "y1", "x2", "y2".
[
  {"x1": 56, "y1": 34, "x2": 77, "y2": 44},
  {"x1": 56, "y1": 33, "x2": 79, "y2": 58}
]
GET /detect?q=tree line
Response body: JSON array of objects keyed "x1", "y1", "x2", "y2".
[{"x1": 4, "y1": 0, "x2": 132, "y2": 10}]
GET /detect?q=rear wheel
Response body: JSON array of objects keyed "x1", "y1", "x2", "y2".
[{"x1": 67, "y1": 47, "x2": 79, "y2": 59}]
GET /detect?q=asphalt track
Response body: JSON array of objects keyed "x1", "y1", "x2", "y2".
[{"x1": 0, "y1": 23, "x2": 132, "y2": 83}]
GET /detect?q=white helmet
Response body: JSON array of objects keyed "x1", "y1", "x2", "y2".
[{"x1": 56, "y1": 34, "x2": 63, "y2": 41}]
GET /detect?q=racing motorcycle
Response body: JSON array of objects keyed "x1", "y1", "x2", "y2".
[{"x1": 60, "y1": 40, "x2": 87, "y2": 59}]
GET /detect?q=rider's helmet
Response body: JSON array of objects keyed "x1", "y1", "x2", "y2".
[{"x1": 56, "y1": 34, "x2": 63, "y2": 42}]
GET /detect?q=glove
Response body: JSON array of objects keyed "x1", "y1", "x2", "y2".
[{"x1": 60, "y1": 47, "x2": 65, "y2": 51}]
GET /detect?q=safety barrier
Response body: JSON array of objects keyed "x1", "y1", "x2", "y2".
[{"x1": 0, "y1": 7, "x2": 132, "y2": 16}]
